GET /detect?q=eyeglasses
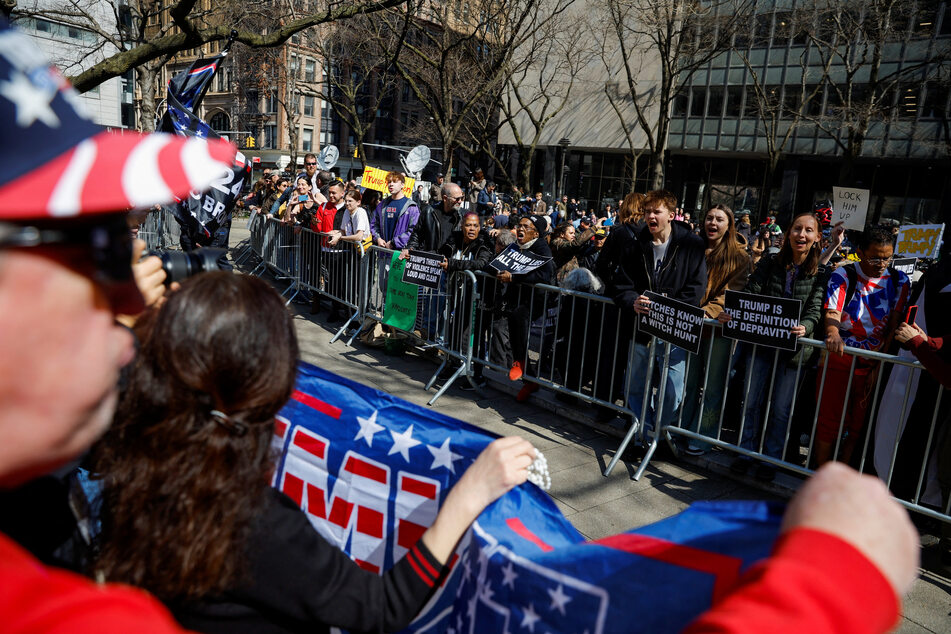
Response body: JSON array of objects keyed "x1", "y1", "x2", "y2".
[
  {"x1": 518, "y1": 223, "x2": 536, "y2": 231},
  {"x1": 305, "y1": 161, "x2": 317, "y2": 166},
  {"x1": 0, "y1": 215, "x2": 133, "y2": 284},
  {"x1": 865, "y1": 257, "x2": 893, "y2": 266},
  {"x1": 447, "y1": 195, "x2": 465, "y2": 202}
]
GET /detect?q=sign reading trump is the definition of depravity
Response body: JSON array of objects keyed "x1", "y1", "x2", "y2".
[{"x1": 723, "y1": 291, "x2": 803, "y2": 352}]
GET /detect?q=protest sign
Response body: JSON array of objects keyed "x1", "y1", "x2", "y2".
[
  {"x1": 892, "y1": 257, "x2": 917, "y2": 276},
  {"x1": 895, "y1": 224, "x2": 944, "y2": 258},
  {"x1": 381, "y1": 253, "x2": 418, "y2": 331},
  {"x1": 401, "y1": 250, "x2": 443, "y2": 290},
  {"x1": 638, "y1": 292, "x2": 705, "y2": 354},
  {"x1": 722, "y1": 291, "x2": 803, "y2": 352},
  {"x1": 832, "y1": 186, "x2": 870, "y2": 230},
  {"x1": 361, "y1": 165, "x2": 415, "y2": 197},
  {"x1": 488, "y1": 243, "x2": 552, "y2": 275}
]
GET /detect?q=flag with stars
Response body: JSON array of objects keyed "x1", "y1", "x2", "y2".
[
  {"x1": 158, "y1": 55, "x2": 248, "y2": 243},
  {"x1": 273, "y1": 362, "x2": 782, "y2": 633}
]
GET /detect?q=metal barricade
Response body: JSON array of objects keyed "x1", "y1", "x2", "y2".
[
  {"x1": 360, "y1": 245, "x2": 479, "y2": 405},
  {"x1": 137, "y1": 207, "x2": 180, "y2": 251},
  {"x1": 658, "y1": 320, "x2": 951, "y2": 525},
  {"x1": 296, "y1": 227, "x2": 366, "y2": 345}
]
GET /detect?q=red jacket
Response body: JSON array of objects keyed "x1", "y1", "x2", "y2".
[
  {"x1": 908, "y1": 335, "x2": 951, "y2": 388},
  {"x1": 685, "y1": 528, "x2": 899, "y2": 634}
]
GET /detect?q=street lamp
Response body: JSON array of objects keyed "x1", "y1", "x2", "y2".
[{"x1": 558, "y1": 137, "x2": 570, "y2": 200}]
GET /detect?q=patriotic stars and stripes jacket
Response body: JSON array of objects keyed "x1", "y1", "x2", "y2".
[{"x1": 169, "y1": 487, "x2": 447, "y2": 634}]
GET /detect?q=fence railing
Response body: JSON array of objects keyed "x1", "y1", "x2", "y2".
[
  {"x1": 240, "y1": 221, "x2": 951, "y2": 526},
  {"x1": 138, "y1": 207, "x2": 181, "y2": 251}
]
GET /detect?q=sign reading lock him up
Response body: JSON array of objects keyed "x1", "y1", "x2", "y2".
[{"x1": 831, "y1": 186, "x2": 871, "y2": 231}]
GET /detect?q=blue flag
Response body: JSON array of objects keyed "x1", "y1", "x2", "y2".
[{"x1": 272, "y1": 362, "x2": 782, "y2": 633}]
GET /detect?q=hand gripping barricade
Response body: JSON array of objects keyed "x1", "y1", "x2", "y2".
[{"x1": 360, "y1": 245, "x2": 480, "y2": 405}]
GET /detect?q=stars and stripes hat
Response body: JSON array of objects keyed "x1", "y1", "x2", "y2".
[{"x1": 0, "y1": 21, "x2": 236, "y2": 220}]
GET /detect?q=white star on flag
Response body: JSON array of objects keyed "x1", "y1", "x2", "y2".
[
  {"x1": 520, "y1": 603, "x2": 540, "y2": 632},
  {"x1": 548, "y1": 584, "x2": 572, "y2": 615},
  {"x1": 354, "y1": 410, "x2": 384, "y2": 447},
  {"x1": 427, "y1": 437, "x2": 462, "y2": 472},
  {"x1": 481, "y1": 581, "x2": 494, "y2": 602},
  {"x1": 0, "y1": 71, "x2": 59, "y2": 128},
  {"x1": 501, "y1": 561, "x2": 518, "y2": 589},
  {"x1": 388, "y1": 424, "x2": 421, "y2": 461}
]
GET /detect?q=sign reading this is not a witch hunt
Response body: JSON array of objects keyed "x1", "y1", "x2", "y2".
[{"x1": 639, "y1": 292, "x2": 705, "y2": 355}]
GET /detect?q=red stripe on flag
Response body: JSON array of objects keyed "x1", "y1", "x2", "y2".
[
  {"x1": 591, "y1": 533, "x2": 743, "y2": 603},
  {"x1": 397, "y1": 519, "x2": 428, "y2": 551},
  {"x1": 281, "y1": 474, "x2": 304, "y2": 507},
  {"x1": 356, "y1": 507, "x2": 384, "y2": 539},
  {"x1": 401, "y1": 477, "x2": 437, "y2": 499},
  {"x1": 292, "y1": 431, "x2": 326, "y2": 459},
  {"x1": 328, "y1": 498, "x2": 354, "y2": 529},
  {"x1": 292, "y1": 390, "x2": 342, "y2": 419},
  {"x1": 506, "y1": 518, "x2": 554, "y2": 552},
  {"x1": 274, "y1": 418, "x2": 288, "y2": 438},
  {"x1": 406, "y1": 551, "x2": 434, "y2": 587},
  {"x1": 345, "y1": 456, "x2": 387, "y2": 484},
  {"x1": 355, "y1": 559, "x2": 380, "y2": 574},
  {"x1": 305, "y1": 483, "x2": 326, "y2": 519}
]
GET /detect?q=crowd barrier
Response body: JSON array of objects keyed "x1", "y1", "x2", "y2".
[
  {"x1": 242, "y1": 220, "x2": 951, "y2": 526},
  {"x1": 138, "y1": 207, "x2": 180, "y2": 250}
]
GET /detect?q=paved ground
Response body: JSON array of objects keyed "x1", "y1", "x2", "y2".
[{"x1": 230, "y1": 223, "x2": 950, "y2": 632}]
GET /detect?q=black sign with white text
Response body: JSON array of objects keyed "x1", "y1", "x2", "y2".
[
  {"x1": 722, "y1": 291, "x2": 803, "y2": 352},
  {"x1": 487, "y1": 243, "x2": 552, "y2": 275},
  {"x1": 892, "y1": 257, "x2": 917, "y2": 276},
  {"x1": 401, "y1": 250, "x2": 444, "y2": 290},
  {"x1": 638, "y1": 292, "x2": 705, "y2": 355}
]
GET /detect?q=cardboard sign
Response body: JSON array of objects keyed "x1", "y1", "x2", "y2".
[
  {"x1": 487, "y1": 243, "x2": 552, "y2": 275},
  {"x1": 401, "y1": 250, "x2": 443, "y2": 290},
  {"x1": 381, "y1": 253, "x2": 419, "y2": 331},
  {"x1": 895, "y1": 224, "x2": 944, "y2": 258},
  {"x1": 638, "y1": 292, "x2": 705, "y2": 355},
  {"x1": 722, "y1": 291, "x2": 803, "y2": 352},
  {"x1": 832, "y1": 186, "x2": 870, "y2": 230},
  {"x1": 892, "y1": 257, "x2": 917, "y2": 276},
  {"x1": 361, "y1": 165, "x2": 415, "y2": 197}
]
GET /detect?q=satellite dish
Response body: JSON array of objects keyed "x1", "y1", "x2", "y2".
[
  {"x1": 404, "y1": 145, "x2": 431, "y2": 175},
  {"x1": 316, "y1": 145, "x2": 339, "y2": 170}
]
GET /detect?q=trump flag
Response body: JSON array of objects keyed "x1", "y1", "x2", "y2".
[{"x1": 271, "y1": 362, "x2": 782, "y2": 633}]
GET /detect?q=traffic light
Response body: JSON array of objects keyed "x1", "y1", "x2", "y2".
[
  {"x1": 245, "y1": 136, "x2": 256, "y2": 149},
  {"x1": 353, "y1": 145, "x2": 358, "y2": 158}
]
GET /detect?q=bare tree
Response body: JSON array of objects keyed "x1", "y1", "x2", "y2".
[
  {"x1": 796, "y1": 0, "x2": 949, "y2": 185},
  {"x1": 598, "y1": 0, "x2": 752, "y2": 189},
  {"x1": 16, "y1": 0, "x2": 406, "y2": 94}
]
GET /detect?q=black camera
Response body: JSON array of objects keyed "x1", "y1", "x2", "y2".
[{"x1": 148, "y1": 248, "x2": 228, "y2": 286}]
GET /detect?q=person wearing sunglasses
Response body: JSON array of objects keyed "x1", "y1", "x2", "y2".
[
  {"x1": 269, "y1": 154, "x2": 329, "y2": 216},
  {"x1": 0, "y1": 21, "x2": 235, "y2": 631},
  {"x1": 816, "y1": 225, "x2": 911, "y2": 466}
]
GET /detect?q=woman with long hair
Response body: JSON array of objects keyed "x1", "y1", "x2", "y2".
[
  {"x1": 90, "y1": 272, "x2": 536, "y2": 633},
  {"x1": 550, "y1": 219, "x2": 601, "y2": 284},
  {"x1": 680, "y1": 204, "x2": 751, "y2": 455},
  {"x1": 718, "y1": 211, "x2": 830, "y2": 481}
]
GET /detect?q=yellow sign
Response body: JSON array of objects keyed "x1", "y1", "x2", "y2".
[
  {"x1": 895, "y1": 224, "x2": 944, "y2": 258},
  {"x1": 360, "y1": 166, "x2": 415, "y2": 198}
]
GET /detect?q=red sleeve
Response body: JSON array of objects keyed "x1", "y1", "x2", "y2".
[
  {"x1": 0, "y1": 534, "x2": 188, "y2": 633},
  {"x1": 684, "y1": 528, "x2": 899, "y2": 634},
  {"x1": 909, "y1": 335, "x2": 951, "y2": 388}
]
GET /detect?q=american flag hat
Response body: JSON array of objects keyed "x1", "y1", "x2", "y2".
[{"x1": 0, "y1": 21, "x2": 236, "y2": 220}]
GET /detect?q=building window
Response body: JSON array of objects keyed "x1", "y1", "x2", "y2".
[
  {"x1": 120, "y1": 70, "x2": 135, "y2": 128},
  {"x1": 725, "y1": 86, "x2": 743, "y2": 117},
  {"x1": 210, "y1": 112, "x2": 230, "y2": 132},
  {"x1": 305, "y1": 59, "x2": 316, "y2": 83},
  {"x1": 302, "y1": 127, "x2": 313, "y2": 152},
  {"x1": 706, "y1": 86, "x2": 724, "y2": 117},
  {"x1": 266, "y1": 90, "x2": 278, "y2": 114},
  {"x1": 291, "y1": 55, "x2": 299, "y2": 80},
  {"x1": 672, "y1": 89, "x2": 688, "y2": 117},
  {"x1": 263, "y1": 124, "x2": 277, "y2": 149},
  {"x1": 690, "y1": 86, "x2": 706, "y2": 117},
  {"x1": 303, "y1": 95, "x2": 315, "y2": 116},
  {"x1": 921, "y1": 81, "x2": 948, "y2": 119}
]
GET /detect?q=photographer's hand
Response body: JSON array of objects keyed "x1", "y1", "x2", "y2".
[{"x1": 116, "y1": 239, "x2": 168, "y2": 327}]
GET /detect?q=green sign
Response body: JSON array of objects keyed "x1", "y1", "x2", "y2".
[{"x1": 382, "y1": 253, "x2": 419, "y2": 331}]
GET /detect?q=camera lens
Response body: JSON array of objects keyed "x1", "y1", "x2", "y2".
[{"x1": 147, "y1": 248, "x2": 228, "y2": 285}]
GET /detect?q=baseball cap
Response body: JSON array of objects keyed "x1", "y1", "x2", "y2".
[{"x1": 0, "y1": 21, "x2": 236, "y2": 220}]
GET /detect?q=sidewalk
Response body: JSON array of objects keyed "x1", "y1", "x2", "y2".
[{"x1": 229, "y1": 223, "x2": 949, "y2": 632}]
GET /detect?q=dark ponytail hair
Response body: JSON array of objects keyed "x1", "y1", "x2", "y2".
[{"x1": 91, "y1": 272, "x2": 299, "y2": 601}]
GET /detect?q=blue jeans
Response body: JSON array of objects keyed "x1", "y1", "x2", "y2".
[
  {"x1": 739, "y1": 348, "x2": 800, "y2": 459},
  {"x1": 627, "y1": 341, "x2": 687, "y2": 433}
]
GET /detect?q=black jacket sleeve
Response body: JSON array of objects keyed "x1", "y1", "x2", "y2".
[
  {"x1": 672, "y1": 235, "x2": 708, "y2": 306},
  {"x1": 175, "y1": 489, "x2": 447, "y2": 634}
]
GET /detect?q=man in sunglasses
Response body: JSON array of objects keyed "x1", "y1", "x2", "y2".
[
  {"x1": 406, "y1": 182, "x2": 465, "y2": 253},
  {"x1": 816, "y1": 225, "x2": 911, "y2": 466},
  {"x1": 0, "y1": 22, "x2": 233, "y2": 630}
]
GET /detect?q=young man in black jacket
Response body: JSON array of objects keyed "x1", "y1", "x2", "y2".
[{"x1": 611, "y1": 190, "x2": 707, "y2": 435}]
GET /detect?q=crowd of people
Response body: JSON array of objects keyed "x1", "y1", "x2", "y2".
[{"x1": 0, "y1": 24, "x2": 931, "y2": 634}]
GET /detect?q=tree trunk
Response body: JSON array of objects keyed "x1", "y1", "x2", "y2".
[{"x1": 136, "y1": 63, "x2": 159, "y2": 132}]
